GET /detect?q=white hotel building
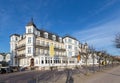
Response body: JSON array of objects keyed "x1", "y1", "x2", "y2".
[
  {"x1": 63, "y1": 36, "x2": 79, "y2": 57},
  {"x1": 10, "y1": 20, "x2": 89, "y2": 70}
]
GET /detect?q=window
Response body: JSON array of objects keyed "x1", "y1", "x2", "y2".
[
  {"x1": 68, "y1": 38, "x2": 72, "y2": 43},
  {"x1": 59, "y1": 37, "x2": 62, "y2": 43},
  {"x1": 28, "y1": 47, "x2": 31, "y2": 54},
  {"x1": 38, "y1": 31, "x2": 40, "y2": 36},
  {"x1": 68, "y1": 45, "x2": 72, "y2": 49},
  {"x1": 68, "y1": 52, "x2": 72, "y2": 56},
  {"x1": 41, "y1": 49, "x2": 43, "y2": 54},
  {"x1": 44, "y1": 50, "x2": 46, "y2": 54},
  {"x1": 65, "y1": 39, "x2": 67, "y2": 42},
  {"x1": 28, "y1": 37, "x2": 31, "y2": 43},
  {"x1": 41, "y1": 60, "x2": 44, "y2": 64},
  {"x1": 45, "y1": 50, "x2": 47, "y2": 55},
  {"x1": 74, "y1": 47, "x2": 77, "y2": 50},
  {"x1": 24, "y1": 59, "x2": 27, "y2": 65},
  {"x1": 46, "y1": 42, "x2": 49, "y2": 46},
  {"x1": 54, "y1": 44, "x2": 56, "y2": 48},
  {"x1": 59, "y1": 45, "x2": 62, "y2": 49},
  {"x1": 38, "y1": 48, "x2": 40, "y2": 55},
  {"x1": 46, "y1": 50, "x2": 49, "y2": 54},
  {"x1": 41, "y1": 41, "x2": 45, "y2": 46},
  {"x1": 74, "y1": 41, "x2": 78, "y2": 45},
  {"x1": 52, "y1": 35, "x2": 56, "y2": 41},
  {"x1": 56, "y1": 51, "x2": 58, "y2": 55},
  {"x1": 36, "y1": 40, "x2": 40, "y2": 45},
  {"x1": 16, "y1": 37, "x2": 18, "y2": 41},
  {"x1": 44, "y1": 32, "x2": 48, "y2": 38},
  {"x1": 28, "y1": 28, "x2": 32, "y2": 33}
]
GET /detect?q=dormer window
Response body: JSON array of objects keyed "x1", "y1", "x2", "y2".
[
  {"x1": 68, "y1": 38, "x2": 72, "y2": 43},
  {"x1": 52, "y1": 35, "x2": 56, "y2": 41},
  {"x1": 59, "y1": 37, "x2": 62, "y2": 43},
  {"x1": 38, "y1": 31, "x2": 40, "y2": 36},
  {"x1": 44, "y1": 32, "x2": 48, "y2": 38},
  {"x1": 28, "y1": 28, "x2": 32, "y2": 33},
  {"x1": 16, "y1": 37, "x2": 18, "y2": 41}
]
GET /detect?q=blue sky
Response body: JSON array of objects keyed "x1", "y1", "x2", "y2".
[{"x1": 0, "y1": 0, "x2": 120, "y2": 55}]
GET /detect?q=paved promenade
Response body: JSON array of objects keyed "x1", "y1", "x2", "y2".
[
  {"x1": 68, "y1": 66, "x2": 120, "y2": 83},
  {"x1": 86, "y1": 66, "x2": 120, "y2": 83},
  {"x1": 0, "y1": 66, "x2": 120, "y2": 83}
]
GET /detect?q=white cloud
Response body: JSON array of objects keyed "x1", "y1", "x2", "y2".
[{"x1": 73, "y1": 18, "x2": 120, "y2": 55}]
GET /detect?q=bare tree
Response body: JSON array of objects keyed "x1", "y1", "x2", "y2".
[
  {"x1": 79, "y1": 43, "x2": 90, "y2": 75},
  {"x1": 97, "y1": 51, "x2": 104, "y2": 71},
  {"x1": 89, "y1": 46, "x2": 96, "y2": 73},
  {"x1": 115, "y1": 33, "x2": 120, "y2": 48}
]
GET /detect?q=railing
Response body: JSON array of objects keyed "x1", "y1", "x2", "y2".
[
  {"x1": 15, "y1": 54, "x2": 25, "y2": 58},
  {"x1": 16, "y1": 44, "x2": 25, "y2": 50},
  {"x1": 36, "y1": 43, "x2": 66, "y2": 52}
]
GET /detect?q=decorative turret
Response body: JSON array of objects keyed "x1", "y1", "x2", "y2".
[
  {"x1": 25, "y1": 18, "x2": 36, "y2": 58},
  {"x1": 25, "y1": 18, "x2": 36, "y2": 34}
]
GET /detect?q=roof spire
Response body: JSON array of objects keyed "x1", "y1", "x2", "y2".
[
  {"x1": 31, "y1": 17, "x2": 33, "y2": 22},
  {"x1": 26, "y1": 17, "x2": 36, "y2": 27}
]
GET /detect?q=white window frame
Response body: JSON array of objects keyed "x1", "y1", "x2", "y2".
[
  {"x1": 59, "y1": 37, "x2": 62, "y2": 43},
  {"x1": 28, "y1": 37, "x2": 32, "y2": 44},
  {"x1": 44, "y1": 32, "x2": 48, "y2": 38},
  {"x1": 28, "y1": 47, "x2": 31, "y2": 54},
  {"x1": 52, "y1": 35, "x2": 56, "y2": 41},
  {"x1": 28, "y1": 28, "x2": 32, "y2": 33}
]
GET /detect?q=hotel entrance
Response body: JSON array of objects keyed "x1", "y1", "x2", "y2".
[{"x1": 30, "y1": 58, "x2": 34, "y2": 67}]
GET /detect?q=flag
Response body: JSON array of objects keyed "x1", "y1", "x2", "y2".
[
  {"x1": 49, "y1": 44, "x2": 55, "y2": 57},
  {"x1": 77, "y1": 55, "x2": 81, "y2": 61}
]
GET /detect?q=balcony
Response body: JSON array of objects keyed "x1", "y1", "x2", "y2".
[
  {"x1": 16, "y1": 44, "x2": 25, "y2": 51},
  {"x1": 54, "y1": 48, "x2": 66, "y2": 52},
  {"x1": 36, "y1": 43, "x2": 66, "y2": 52},
  {"x1": 15, "y1": 54, "x2": 25, "y2": 58},
  {"x1": 36, "y1": 43, "x2": 49, "y2": 49}
]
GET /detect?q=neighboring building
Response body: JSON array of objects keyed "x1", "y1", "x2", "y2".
[
  {"x1": 87, "y1": 53, "x2": 98, "y2": 65},
  {"x1": 63, "y1": 36, "x2": 79, "y2": 57},
  {"x1": 10, "y1": 20, "x2": 66, "y2": 68},
  {"x1": 0, "y1": 54, "x2": 4, "y2": 62},
  {"x1": 5, "y1": 53, "x2": 11, "y2": 64},
  {"x1": 0, "y1": 53, "x2": 11, "y2": 66}
]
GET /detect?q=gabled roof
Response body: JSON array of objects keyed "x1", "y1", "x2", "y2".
[
  {"x1": 63, "y1": 35, "x2": 78, "y2": 41},
  {"x1": 10, "y1": 34, "x2": 20, "y2": 37}
]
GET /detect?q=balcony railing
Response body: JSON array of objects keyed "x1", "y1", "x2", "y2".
[
  {"x1": 36, "y1": 43, "x2": 66, "y2": 52},
  {"x1": 16, "y1": 44, "x2": 25, "y2": 51},
  {"x1": 15, "y1": 54, "x2": 25, "y2": 58}
]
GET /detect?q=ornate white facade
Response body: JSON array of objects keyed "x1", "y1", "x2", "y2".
[{"x1": 10, "y1": 20, "x2": 98, "y2": 70}]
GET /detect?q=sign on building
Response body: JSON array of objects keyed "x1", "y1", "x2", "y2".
[{"x1": 49, "y1": 44, "x2": 55, "y2": 57}]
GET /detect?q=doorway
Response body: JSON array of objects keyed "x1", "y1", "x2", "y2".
[{"x1": 30, "y1": 58, "x2": 34, "y2": 67}]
